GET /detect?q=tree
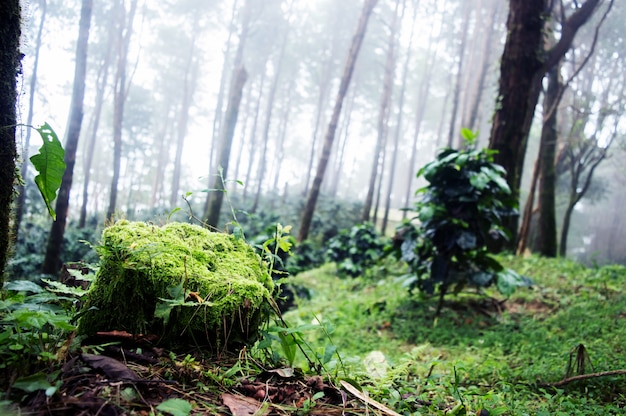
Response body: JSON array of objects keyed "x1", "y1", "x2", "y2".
[
  {"x1": 0, "y1": 0, "x2": 22, "y2": 282},
  {"x1": 42, "y1": 0, "x2": 93, "y2": 275},
  {"x1": 203, "y1": 0, "x2": 252, "y2": 228},
  {"x1": 362, "y1": 0, "x2": 399, "y2": 223},
  {"x1": 516, "y1": 0, "x2": 614, "y2": 256},
  {"x1": 106, "y1": 0, "x2": 138, "y2": 221},
  {"x1": 79, "y1": 2, "x2": 116, "y2": 227},
  {"x1": 298, "y1": 0, "x2": 379, "y2": 242},
  {"x1": 488, "y1": 0, "x2": 604, "y2": 248}
]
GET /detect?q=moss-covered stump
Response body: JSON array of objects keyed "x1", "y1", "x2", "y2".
[{"x1": 78, "y1": 221, "x2": 274, "y2": 349}]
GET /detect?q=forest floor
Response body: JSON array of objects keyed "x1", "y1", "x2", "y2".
[{"x1": 5, "y1": 254, "x2": 626, "y2": 415}]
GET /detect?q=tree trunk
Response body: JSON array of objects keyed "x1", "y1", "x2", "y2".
[
  {"x1": 251, "y1": 24, "x2": 290, "y2": 213},
  {"x1": 402, "y1": 14, "x2": 436, "y2": 217},
  {"x1": 106, "y1": 0, "x2": 138, "y2": 221},
  {"x1": 209, "y1": 0, "x2": 238, "y2": 179},
  {"x1": 446, "y1": 1, "x2": 471, "y2": 147},
  {"x1": 42, "y1": 0, "x2": 93, "y2": 275},
  {"x1": 0, "y1": 0, "x2": 22, "y2": 282},
  {"x1": 536, "y1": 66, "x2": 561, "y2": 257},
  {"x1": 204, "y1": 66, "x2": 247, "y2": 229},
  {"x1": 170, "y1": 19, "x2": 200, "y2": 207},
  {"x1": 242, "y1": 75, "x2": 265, "y2": 202},
  {"x1": 79, "y1": 3, "x2": 115, "y2": 227},
  {"x1": 489, "y1": 0, "x2": 603, "y2": 249},
  {"x1": 362, "y1": 0, "x2": 397, "y2": 222},
  {"x1": 298, "y1": 0, "x2": 379, "y2": 242},
  {"x1": 14, "y1": 0, "x2": 46, "y2": 238},
  {"x1": 382, "y1": 0, "x2": 409, "y2": 235}
]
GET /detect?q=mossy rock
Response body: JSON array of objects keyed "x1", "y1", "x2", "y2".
[{"x1": 78, "y1": 221, "x2": 274, "y2": 349}]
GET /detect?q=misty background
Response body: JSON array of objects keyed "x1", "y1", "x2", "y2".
[{"x1": 13, "y1": 0, "x2": 626, "y2": 268}]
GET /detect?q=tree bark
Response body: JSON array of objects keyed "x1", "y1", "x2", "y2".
[
  {"x1": 42, "y1": 0, "x2": 93, "y2": 275},
  {"x1": 0, "y1": 0, "x2": 22, "y2": 282},
  {"x1": 298, "y1": 0, "x2": 379, "y2": 242},
  {"x1": 488, "y1": 0, "x2": 602, "y2": 249},
  {"x1": 536, "y1": 66, "x2": 560, "y2": 257}
]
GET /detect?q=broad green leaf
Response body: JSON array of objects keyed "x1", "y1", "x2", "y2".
[
  {"x1": 156, "y1": 398, "x2": 193, "y2": 416},
  {"x1": 12, "y1": 372, "x2": 56, "y2": 393},
  {"x1": 29, "y1": 123, "x2": 66, "y2": 220},
  {"x1": 4, "y1": 280, "x2": 43, "y2": 293}
]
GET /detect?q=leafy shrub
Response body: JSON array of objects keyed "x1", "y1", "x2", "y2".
[
  {"x1": 0, "y1": 277, "x2": 88, "y2": 392},
  {"x1": 326, "y1": 223, "x2": 388, "y2": 278},
  {"x1": 391, "y1": 132, "x2": 530, "y2": 312}
]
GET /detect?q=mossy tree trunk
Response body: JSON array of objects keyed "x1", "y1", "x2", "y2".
[{"x1": 0, "y1": 0, "x2": 22, "y2": 283}]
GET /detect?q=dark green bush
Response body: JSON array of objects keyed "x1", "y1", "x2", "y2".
[
  {"x1": 391, "y1": 133, "x2": 530, "y2": 312},
  {"x1": 326, "y1": 222, "x2": 388, "y2": 278}
]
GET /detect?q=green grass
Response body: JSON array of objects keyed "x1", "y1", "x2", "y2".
[{"x1": 283, "y1": 255, "x2": 626, "y2": 415}]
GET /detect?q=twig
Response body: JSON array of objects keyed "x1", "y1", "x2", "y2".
[{"x1": 540, "y1": 369, "x2": 626, "y2": 387}]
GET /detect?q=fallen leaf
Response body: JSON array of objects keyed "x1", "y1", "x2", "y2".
[
  {"x1": 222, "y1": 392, "x2": 269, "y2": 416},
  {"x1": 81, "y1": 353, "x2": 139, "y2": 381}
]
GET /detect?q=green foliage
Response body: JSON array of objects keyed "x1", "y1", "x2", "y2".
[
  {"x1": 28, "y1": 123, "x2": 66, "y2": 220},
  {"x1": 393, "y1": 138, "x2": 529, "y2": 304},
  {"x1": 325, "y1": 222, "x2": 388, "y2": 278},
  {"x1": 0, "y1": 278, "x2": 86, "y2": 391},
  {"x1": 286, "y1": 256, "x2": 626, "y2": 415}
]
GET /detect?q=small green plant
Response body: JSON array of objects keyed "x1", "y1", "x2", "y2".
[
  {"x1": 392, "y1": 130, "x2": 530, "y2": 313},
  {"x1": 0, "y1": 278, "x2": 87, "y2": 392},
  {"x1": 326, "y1": 222, "x2": 387, "y2": 278}
]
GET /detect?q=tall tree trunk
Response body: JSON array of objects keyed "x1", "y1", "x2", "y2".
[
  {"x1": 402, "y1": 12, "x2": 436, "y2": 217},
  {"x1": 0, "y1": 0, "x2": 22, "y2": 282},
  {"x1": 150, "y1": 107, "x2": 174, "y2": 208},
  {"x1": 302, "y1": 55, "x2": 335, "y2": 196},
  {"x1": 242, "y1": 75, "x2": 265, "y2": 202},
  {"x1": 210, "y1": 0, "x2": 238, "y2": 179},
  {"x1": 204, "y1": 0, "x2": 251, "y2": 216},
  {"x1": 489, "y1": 0, "x2": 603, "y2": 249},
  {"x1": 106, "y1": 0, "x2": 138, "y2": 221},
  {"x1": 362, "y1": 0, "x2": 397, "y2": 222},
  {"x1": 203, "y1": 66, "x2": 247, "y2": 229},
  {"x1": 382, "y1": 0, "x2": 409, "y2": 235},
  {"x1": 535, "y1": 66, "x2": 561, "y2": 257},
  {"x1": 446, "y1": 1, "x2": 471, "y2": 147},
  {"x1": 42, "y1": 0, "x2": 93, "y2": 275},
  {"x1": 170, "y1": 19, "x2": 200, "y2": 207},
  {"x1": 461, "y1": 0, "x2": 500, "y2": 133},
  {"x1": 251, "y1": 24, "x2": 290, "y2": 213},
  {"x1": 298, "y1": 0, "x2": 379, "y2": 242},
  {"x1": 14, "y1": 0, "x2": 46, "y2": 238},
  {"x1": 79, "y1": 3, "x2": 115, "y2": 227}
]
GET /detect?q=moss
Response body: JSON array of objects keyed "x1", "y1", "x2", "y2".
[{"x1": 78, "y1": 221, "x2": 274, "y2": 349}]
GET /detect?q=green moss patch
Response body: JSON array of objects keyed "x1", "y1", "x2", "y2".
[{"x1": 78, "y1": 221, "x2": 274, "y2": 349}]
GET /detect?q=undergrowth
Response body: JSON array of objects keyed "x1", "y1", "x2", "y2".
[{"x1": 285, "y1": 255, "x2": 626, "y2": 415}]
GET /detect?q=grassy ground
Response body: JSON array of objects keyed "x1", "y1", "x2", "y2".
[{"x1": 283, "y1": 255, "x2": 626, "y2": 415}]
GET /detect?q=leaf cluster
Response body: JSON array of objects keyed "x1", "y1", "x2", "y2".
[
  {"x1": 393, "y1": 139, "x2": 529, "y2": 301},
  {"x1": 325, "y1": 223, "x2": 388, "y2": 278}
]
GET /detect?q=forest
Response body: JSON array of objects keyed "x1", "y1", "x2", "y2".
[{"x1": 0, "y1": 0, "x2": 625, "y2": 414}]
